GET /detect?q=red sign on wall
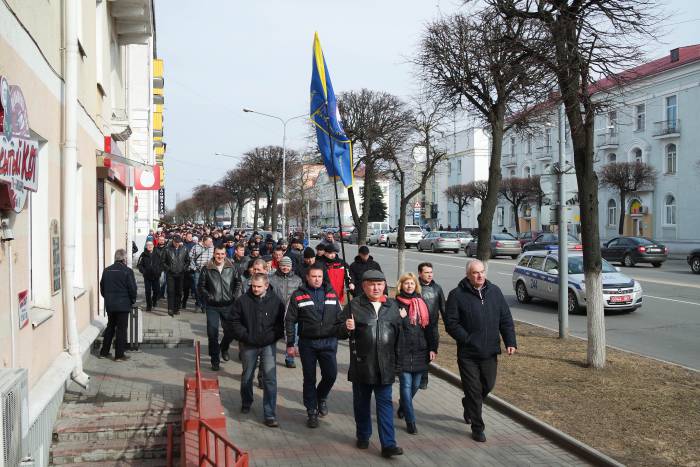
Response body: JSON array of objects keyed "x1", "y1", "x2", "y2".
[{"x1": 0, "y1": 76, "x2": 39, "y2": 212}]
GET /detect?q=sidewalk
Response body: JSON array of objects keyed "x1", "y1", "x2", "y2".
[{"x1": 68, "y1": 295, "x2": 591, "y2": 466}]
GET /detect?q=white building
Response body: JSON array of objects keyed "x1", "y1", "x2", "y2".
[
  {"x1": 430, "y1": 127, "x2": 491, "y2": 229},
  {"x1": 496, "y1": 45, "x2": 700, "y2": 255}
]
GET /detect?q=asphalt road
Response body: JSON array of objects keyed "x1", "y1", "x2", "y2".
[{"x1": 332, "y1": 241, "x2": 700, "y2": 370}]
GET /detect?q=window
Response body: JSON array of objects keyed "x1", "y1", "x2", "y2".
[
  {"x1": 544, "y1": 128, "x2": 552, "y2": 148},
  {"x1": 665, "y1": 144, "x2": 677, "y2": 174},
  {"x1": 664, "y1": 194, "x2": 676, "y2": 225},
  {"x1": 632, "y1": 148, "x2": 643, "y2": 163},
  {"x1": 509, "y1": 169, "x2": 516, "y2": 177},
  {"x1": 635, "y1": 104, "x2": 645, "y2": 131},
  {"x1": 30, "y1": 138, "x2": 51, "y2": 307},
  {"x1": 496, "y1": 206, "x2": 505, "y2": 226},
  {"x1": 527, "y1": 135, "x2": 532, "y2": 154},
  {"x1": 510, "y1": 137, "x2": 516, "y2": 156},
  {"x1": 524, "y1": 166, "x2": 531, "y2": 178},
  {"x1": 544, "y1": 257, "x2": 559, "y2": 274},
  {"x1": 517, "y1": 255, "x2": 531, "y2": 267},
  {"x1": 607, "y1": 199, "x2": 617, "y2": 227},
  {"x1": 458, "y1": 159, "x2": 462, "y2": 174},
  {"x1": 509, "y1": 206, "x2": 516, "y2": 226},
  {"x1": 666, "y1": 95, "x2": 677, "y2": 127},
  {"x1": 608, "y1": 153, "x2": 617, "y2": 163},
  {"x1": 528, "y1": 255, "x2": 546, "y2": 271},
  {"x1": 607, "y1": 111, "x2": 618, "y2": 132}
]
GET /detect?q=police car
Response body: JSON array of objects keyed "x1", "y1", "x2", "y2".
[{"x1": 512, "y1": 251, "x2": 643, "y2": 314}]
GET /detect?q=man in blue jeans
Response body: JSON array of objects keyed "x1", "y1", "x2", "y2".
[
  {"x1": 285, "y1": 264, "x2": 344, "y2": 428},
  {"x1": 342, "y1": 270, "x2": 403, "y2": 458},
  {"x1": 197, "y1": 245, "x2": 240, "y2": 371},
  {"x1": 230, "y1": 273, "x2": 285, "y2": 427}
]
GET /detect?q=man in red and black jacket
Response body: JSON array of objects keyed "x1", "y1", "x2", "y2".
[
  {"x1": 284, "y1": 264, "x2": 345, "y2": 429},
  {"x1": 317, "y1": 243, "x2": 351, "y2": 303}
]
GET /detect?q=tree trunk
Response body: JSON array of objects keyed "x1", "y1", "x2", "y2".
[
  {"x1": 513, "y1": 203, "x2": 521, "y2": 234},
  {"x1": 618, "y1": 192, "x2": 626, "y2": 235},
  {"x1": 477, "y1": 114, "x2": 505, "y2": 265},
  {"x1": 347, "y1": 186, "x2": 361, "y2": 231},
  {"x1": 237, "y1": 202, "x2": 244, "y2": 228},
  {"x1": 263, "y1": 192, "x2": 271, "y2": 230},
  {"x1": 457, "y1": 204, "x2": 463, "y2": 230},
  {"x1": 585, "y1": 270, "x2": 606, "y2": 367},
  {"x1": 396, "y1": 180, "x2": 407, "y2": 282},
  {"x1": 270, "y1": 185, "x2": 279, "y2": 233},
  {"x1": 253, "y1": 193, "x2": 260, "y2": 229},
  {"x1": 358, "y1": 162, "x2": 375, "y2": 246}
]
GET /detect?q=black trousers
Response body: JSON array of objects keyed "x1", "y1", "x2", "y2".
[
  {"x1": 457, "y1": 355, "x2": 498, "y2": 433},
  {"x1": 144, "y1": 276, "x2": 160, "y2": 308},
  {"x1": 100, "y1": 311, "x2": 130, "y2": 358},
  {"x1": 167, "y1": 273, "x2": 183, "y2": 312},
  {"x1": 182, "y1": 270, "x2": 193, "y2": 305}
]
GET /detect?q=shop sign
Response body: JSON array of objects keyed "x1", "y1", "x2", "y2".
[
  {"x1": 18, "y1": 290, "x2": 29, "y2": 329},
  {"x1": 0, "y1": 76, "x2": 40, "y2": 212},
  {"x1": 158, "y1": 188, "x2": 165, "y2": 216},
  {"x1": 134, "y1": 164, "x2": 161, "y2": 190}
]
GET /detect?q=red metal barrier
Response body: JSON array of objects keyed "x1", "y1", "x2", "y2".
[
  {"x1": 182, "y1": 340, "x2": 250, "y2": 467},
  {"x1": 198, "y1": 420, "x2": 249, "y2": 467}
]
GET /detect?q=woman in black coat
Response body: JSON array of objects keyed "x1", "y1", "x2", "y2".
[{"x1": 395, "y1": 272, "x2": 438, "y2": 435}]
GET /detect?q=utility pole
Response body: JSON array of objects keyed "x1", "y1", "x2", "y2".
[{"x1": 557, "y1": 103, "x2": 569, "y2": 339}]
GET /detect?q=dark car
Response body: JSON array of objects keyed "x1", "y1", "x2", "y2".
[
  {"x1": 688, "y1": 249, "x2": 700, "y2": 274},
  {"x1": 522, "y1": 233, "x2": 582, "y2": 252},
  {"x1": 517, "y1": 230, "x2": 542, "y2": 248},
  {"x1": 602, "y1": 236, "x2": 668, "y2": 268}
]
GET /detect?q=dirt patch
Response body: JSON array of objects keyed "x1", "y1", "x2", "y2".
[{"x1": 434, "y1": 322, "x2": 700, "y2": 466}]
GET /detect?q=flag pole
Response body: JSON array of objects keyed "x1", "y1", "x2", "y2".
[{"x1": 330, "y1": 139, "x2": 348, "y2": 263}]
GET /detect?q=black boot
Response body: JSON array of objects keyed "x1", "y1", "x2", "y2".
[
  {"x1": 317, "y1": 399, "x2": 328, "y2": 417},
  {"x1": 406, "y1": 421, "x2": 417, "y2": 434},
  {"x1": 307, "y1": 412, "x2": 319, "y2": 428}
]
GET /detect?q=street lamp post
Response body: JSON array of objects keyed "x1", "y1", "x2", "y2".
[{"x1": 243, "y1": 108, "x2": 306, "y2": 238}]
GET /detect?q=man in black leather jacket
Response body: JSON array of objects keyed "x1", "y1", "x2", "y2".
[
  {"x1": 197, "y1": 245, "x2": 241, "y2": 371},
  {"x1": 342, "y1": 270, "x2": 403, "y2": 459},
  {"x1": 444, "y1": 259, "x2": 517, "y2": 443},
  {"x1": 99, "y1": 249, "x2": 137, "y2": 361},
  {"x1": 161, "y1": 235, "x2": 189, "y2": 316},
  {"x1": 417, "y1": 262, "x2": 445, "y2": 389}
]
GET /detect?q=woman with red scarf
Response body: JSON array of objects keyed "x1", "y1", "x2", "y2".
[{"x1": 395, "y1": 273, "x2": 439, "y2": 435}]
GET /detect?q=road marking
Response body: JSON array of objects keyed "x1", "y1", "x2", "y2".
[
  {"x1": 644, "y1": 295, "x2": 700, "y2": 306},
  {"x1": 634, "y1": 278, "x2": 700, "y2": 290},
  {"x1": 496, "y1": 272, "x2": 511, "y2": 276}
]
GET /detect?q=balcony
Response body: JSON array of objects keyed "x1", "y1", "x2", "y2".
[
  {"x1": 595, "y1": 130, "x2": 618, "y2": 149},
  {"x1": 535, "y1": 146, "x2": 552, "y2": 160},
  {"x1": 109, "y1": 0, "x2": 153, "y2": 45},
  {"x1": 502, "y1": 154, "x2": 517, "y2": 167},
  {"x1": 653, "y1": 119, "x2": 680, "y2": 138}
]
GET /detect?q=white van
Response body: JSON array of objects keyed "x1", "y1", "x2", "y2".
[{"x1": 368, "y1": 222, "x2": 390, "y2": 234}]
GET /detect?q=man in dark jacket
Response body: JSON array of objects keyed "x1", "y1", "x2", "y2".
[
  {"x1": 349, "y1": 246, "x2": 382, "y2": 291},
  {"x1": 136, "y1": 240, "x2": 161, "y2": 311},
  {"x1": 342, "y1": 270, "x2": 403, "y2": 458},
  {"x1": 416, "y1": 262, "x2": 445, "y2": 389},
  {"x1": 198, "y1": 246, "x2": 241, "y2": 371},
  {"x1": 230, "y1": 273, "x2": 285, "y2": 427},
  {"x1": 161, "y1": 235, "x2": 189, "y2": 316},
  {"x1": 231, "y1": 242, "x2": 249, "y2": 276},
  {"x1": 285, "y1": 264, "x2": 344, "y2": 428},
  {"x1": 444, "y1": 259, "x2": 517, "y2": 443},
  {"x1": 99, "y1": 249, "x2": 138, "y2": 361}
]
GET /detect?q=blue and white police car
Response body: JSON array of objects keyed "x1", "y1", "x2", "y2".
[{"x1": 512, "y1": 251, "x2": 643, "y2": 314}]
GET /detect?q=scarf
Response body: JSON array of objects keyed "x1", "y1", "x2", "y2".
[{"x1": 396, "y1": 293, "x2": 430, "y2": 328}]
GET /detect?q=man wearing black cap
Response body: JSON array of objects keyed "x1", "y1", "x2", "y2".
[
  {"x1": 342, "y1": 269, "x2": 403, "y2": 458},
  {"x1": 322, "y1": 243, "x2": 351, "y2": 304},
  {"x1": 161, "y1": 235, "x2": 189, "y2": 316},
  {"x1": 349, "y1": 246, "x2": 382, "y2": 294}
]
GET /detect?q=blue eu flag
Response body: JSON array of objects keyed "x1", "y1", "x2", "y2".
[{"x1": 310, "y1": 33, "x2": 353, "y2": 188}]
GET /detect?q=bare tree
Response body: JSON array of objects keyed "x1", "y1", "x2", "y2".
[
  {"x1": 444, "y1": 184, "x2": 473, "y2": 230},
  {"x1": 338, "y1": 89, "x2": 414, "y2": 245},
  {"x1": 192, "y1": 184, "x2": 227, "y2": 224},
  {"x1": 174, "y1": 198, "x2": 198, "y2": 223},
  {"x1": 499, "y1": 177, "x2": 532, "y2": 234},
  {"x1": 491, "y1": 0, "x2": 663, "y2": 368},
  {"x1": 219, "y1": 168, "x2": 253, "y2": 228},
  {"x1": 416, "y1": 8, "x2": 552, "y2": 264},
  {"x1": 600, "y1": 162, "x2": 657, "y2": 235},
  {"x1": 383, "y1": 95, "x2": 451, "y2": 279},
  {"x1": 528, "y1": 175, "x2": 548, "y2": 230}
]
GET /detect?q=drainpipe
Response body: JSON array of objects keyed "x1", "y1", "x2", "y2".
[{"x1": 62, "y1": 0, "x2": 90, "y2": 389}]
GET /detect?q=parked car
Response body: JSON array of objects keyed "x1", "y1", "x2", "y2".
[
  {"x1": 522, "y1": 233, "x2": 582, "y2": 252},
  {"x1": 387, "y1": 225, "x2": 424, "y2": 248},
  {"x1": 368, "y1": 229, "x2": 390, "y2": 246},
  {"x1": 688, "y1": 249, "x2": 700, "y2": 274},
  {"x1": 455, "y1": 231, "x2": 474, "y2": 248},
  {"x1": 513, "y1": 251, "x2": 643, "y2": 314},
  {"x1": 310, "y1": 227, "x2": 323, "y2": 239},
  {"x1": 417, "y1": 231, "x2": 461, "y2": 253},
  {"x1": 465, "y1": 233, "x2": 522, "y2": 259},
  {"x1": 601, "y1": 236, "x2": 668, "y2": 267},
  {"x1": 517, "y1": 230, "x2": 542, "y2": 248}
]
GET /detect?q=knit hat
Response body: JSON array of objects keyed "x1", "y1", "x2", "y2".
[
  {"x1": 279, "y1": 256, "x2": 293, "y2": 267},
  {"x1": 303, "y1": 247, "x2": 315, "y2": 259}
]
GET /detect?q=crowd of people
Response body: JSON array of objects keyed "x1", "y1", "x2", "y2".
[{"x1": 99, "y1": 224, "x2": 517, "y2": 459}]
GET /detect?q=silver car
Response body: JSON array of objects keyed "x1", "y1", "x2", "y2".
[
  {"x1": 512, "y1": 251, "x2": 643, "y2": 314},
  {"x1": 417, "y1": 231, "x2": 461, "y2": 253},
  {"x1": 455, "y1": 231, "x2": 474, "y2": 248},
  {"x1": 465, "y1": 233, "x2": 522, "y2": 259},
  {"x1": 368, "y1": 229, "x2": 390, "y2": 246}
]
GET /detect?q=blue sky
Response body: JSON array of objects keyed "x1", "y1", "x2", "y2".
[{"x1": 156, "y1": 0, "x2": 699, "y2": 208}]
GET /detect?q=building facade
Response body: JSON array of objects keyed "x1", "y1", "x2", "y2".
[
  {"x1": 496, "y1": 45, "x2": 700, "y2": 254},
  {"x1": 0, "y1": 1, "x2": 158, "y2": 464}
]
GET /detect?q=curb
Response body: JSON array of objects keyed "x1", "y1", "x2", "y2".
[{"x1": 429, "y1": 362, "x2": 625, "y2": 467}]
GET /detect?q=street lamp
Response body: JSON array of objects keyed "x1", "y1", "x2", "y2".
[
  {"x1": 242, "y1": 108, "x2": 307, "y2": 237},
  {"x1": 214, "y1": 152, "x2": 241, "y2": 159}
]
